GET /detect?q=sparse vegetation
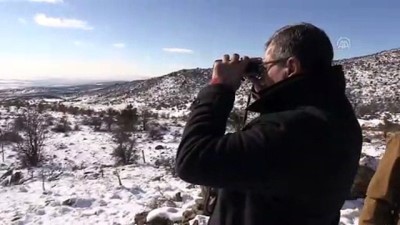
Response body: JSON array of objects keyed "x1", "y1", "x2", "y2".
[
  {"x1": 154, "y1": 155, "x2": 176, "y2": 177},
  {"x1": 13, "y1": 115, "x2": 25, "y2": 131},
  {"x1": 0, "y1": 130, "x2": 23, "y2": 162},
  {"x1": 104, "y1": 108, "x2": 118, "y2": 131},
  {"x1": 82, "y1": 116, "x2": 103, "y2": 131},
  {"x1": 146, "y1": 186, "x2": 177, "y2": 209},
  {"x1": 148, "y1": 123, "x2": 169, "y2": 141},
  {"x1": 0, "y1": 130, "x2": 23, "y2": 143},
  {"x1": 52, "y1": 116, "x2": 72, "y2": 133},
  {"x1": 44, "y1": 114, "x2": 55, "y2": 126}
]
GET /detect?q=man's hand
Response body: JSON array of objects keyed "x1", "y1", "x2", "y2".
[{"x1": 210, "y1": 53, "x2": 250, "y2": 91}]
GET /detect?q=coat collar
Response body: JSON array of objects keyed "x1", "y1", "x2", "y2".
[{"x1": 246, "y1": 65, "x2": 346, "y2": 113}]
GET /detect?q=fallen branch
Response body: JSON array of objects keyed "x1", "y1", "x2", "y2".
[
  {"x1": 18, "y1": 175, "x2": 34, "y2": 184},
  {"x1": 0, "y1": 168, "x2": 13, "y2": 181},
  {"x1": 47, "y1": 171, "x2": 64, "y2": 182}
]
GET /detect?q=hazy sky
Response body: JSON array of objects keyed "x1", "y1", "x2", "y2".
[{"x1": 0, "y1": 0, "x2": 399, "y2": 81}]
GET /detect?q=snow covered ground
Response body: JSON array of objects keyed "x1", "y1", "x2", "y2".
[{"x1": 0, "y1": 105, "x2": 397, "y2": 225}]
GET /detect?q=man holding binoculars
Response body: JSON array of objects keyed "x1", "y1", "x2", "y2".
[{"x1": 175, "y1": 22, "x2": 362, "y2": 225}]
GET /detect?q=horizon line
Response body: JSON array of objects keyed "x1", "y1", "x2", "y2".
[{"x1": 2, "y1": 46, "x2": 398, "y2": 81}]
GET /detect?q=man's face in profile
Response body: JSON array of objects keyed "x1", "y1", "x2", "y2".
[{"x1": 251, "y1": 45, "x2": 288, "y2": 92}]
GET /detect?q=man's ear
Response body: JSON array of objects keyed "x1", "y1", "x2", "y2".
[{"x1": 287, "y1": 57, "x2": 302, "y2": 77}]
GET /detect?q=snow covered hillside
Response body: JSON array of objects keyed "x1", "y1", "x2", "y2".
[
  {"x1": 0, "y1": 107, "x2": 207, "y2": 225},
  {"x1": 0, "y1": 47, "x2": 399, "y2": 225},
  {"x1": 64, "y1": 48, "x2": 400, "y2": 117}
]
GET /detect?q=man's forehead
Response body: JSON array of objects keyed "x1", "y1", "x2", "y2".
[{"x1": 264, "y1": 44, "x2": 275, "y2": 61}]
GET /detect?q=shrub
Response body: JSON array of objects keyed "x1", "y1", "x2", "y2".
[
  {"x1": 15, "y1": 110, "x2": 47, "y2": 167},
  {"x1": 112, "y1": 129, "x2": 138, "y2": 165},
  {"x1": 154, "y1": 156, "x2": 176, "y2": 177},
  {"x1": 51, "y1": 116, "x2": 72, "y2": 133}
]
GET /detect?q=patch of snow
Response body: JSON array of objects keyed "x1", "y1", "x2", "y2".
[{"x1": 146, "y1": 207, "x2": 184, "y2": 222}]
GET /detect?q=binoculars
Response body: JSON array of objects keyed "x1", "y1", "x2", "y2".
[{"x1": 244, "y1": 57, "x2": 264, "y2": 80}]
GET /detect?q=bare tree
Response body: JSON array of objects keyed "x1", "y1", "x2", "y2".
[{"x1": 15, "y1": 110, "x2": 47, "y2": 167}]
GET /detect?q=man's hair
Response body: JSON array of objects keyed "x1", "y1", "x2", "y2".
[{"x1": 266, "y1": 22, "x2": 334, "y2": 73}]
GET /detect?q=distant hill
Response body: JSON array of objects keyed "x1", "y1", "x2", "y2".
[{"x1": 72, "y1": 48, "x2": 400, "y2": 116}]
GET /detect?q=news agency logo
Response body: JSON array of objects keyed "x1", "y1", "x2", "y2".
[{"x1": 337, "y1": 37, "x2": 351, "y2": 50}]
